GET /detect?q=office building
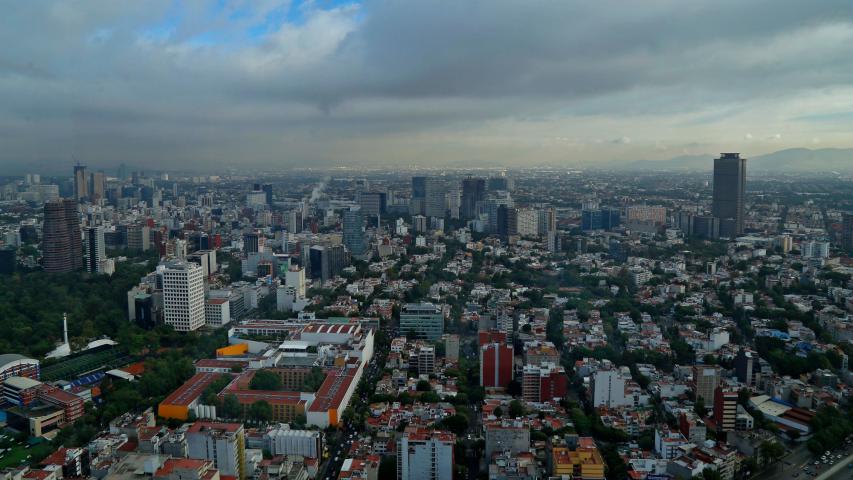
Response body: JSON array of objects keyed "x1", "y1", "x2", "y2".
[
  {"x1": 626, "y1": 205, "x2": 667, "y2": 225},
  {"x1": 42, "y1": 199, "x2": 82, "y2": 273},
  {"x1": 712, "y1": 152, "x2": 747, "y2": 238},
  {"x1": 417, "y1": 346, "x2": 435, "y2": 375},
  {"x1": 204, "y1": 298, "x2": 231, "y2": 327},
  {"x1": 693, "y1": 365, "x2": 721, "y2": 405},
  {"x1": 91, "y1": 171, "x2": 106, "y2": 200},
  {"x1": 713, "y1": 387, "x2": 738, "y2": 433},
  {"x1": 399, "y1": 303, "x2": 444, "y2": 340},
  {"x1": 397, "y1": 428, "x2": 454, "y2": 480},
  {"x1": 186, "y1": 422, "x2": 246, "y2": 480},
  {"x1": 488, "y1": 175, "x2": 514, "y2": 192},
  {"x1": 73, "y1": 164, "x2": 88, "y2": 201},
  {"x1": 84, "y1": 226, "x2": 106, "y2": 273},
  {"x1": 127, "y1": 224, "x2": 151, "y2": 251},
  {"x1": 581, "y1": 207, "x2": 620, "y2": 231},
  {"x1": 162, "y1": 261, "x2": 206, "y2": 332},
  {"x1": 286, "y1": 210, "x2": 303, "y2": 233},
  {"x1": 735, "y1": 349, "x2": 755, "y2": 386},
  {"x1": 308, "y1": 244, "x2": 348, "y2": 282},
  {"x1": 243, "y1": 231, "x2": 261, "y2": 255},
  {"x1": 262, "y1": 183, "x2": 273, "y2": 205},
  {"x1": 424, "y1": 177, "x2": 446, "y2": 218},
  {"x1": 461, "y1": 177, "x2": 486, "y2": 219},
  {"x1": 358, "y1": 191, "x2": 386, "y2": 216},
  {"x1": 342, "y1": 208, "x2": 365, "y2": 256},
  {"x1": 443, "y1": 334, "x2": 460, "y2": 362},
  {"x1": 538, "y1": 207, "x2": 556, "y2": 235},
  {"x1": 515, "y1": 208, "x2": 539, "y2": 237}
]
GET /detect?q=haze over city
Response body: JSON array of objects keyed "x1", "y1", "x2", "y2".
[{"x1": 4, "y1": 1, "x2": 853, "y2": 172}]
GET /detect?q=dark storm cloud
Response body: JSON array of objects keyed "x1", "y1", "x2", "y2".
[{"x1": 2, "y1": 0, "x2": 853, "y2": 171}]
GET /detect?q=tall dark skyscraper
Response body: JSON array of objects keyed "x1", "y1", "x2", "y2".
[
  {"x1": 461, "y1": 177, "x2": 486, "y2": 220},
  {"x1": 712, "y1": 153, "x2": 747, "y2": 238},
  {"x1": 42, "y1": 199, "x2": 82, "y2": 273}
]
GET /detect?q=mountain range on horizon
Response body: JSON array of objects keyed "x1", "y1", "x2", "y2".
[{"x1": 616, "y1": 148, "x2": 853, "y2": 172}]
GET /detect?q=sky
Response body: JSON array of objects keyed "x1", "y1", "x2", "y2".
[{"x1": 3, "y1": 0, "x2": 853, "y2": 173}]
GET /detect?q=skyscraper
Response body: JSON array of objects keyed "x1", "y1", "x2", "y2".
[
  {"x1": 162, "y1": 260, "x2": 206, "y2": 331},
  {"x1": 423, "y1": 177, "x2": 447, "y2": 218},
  {"x1": 42, "y1": 199, "x2": 82, "y2": 273},
  {"x1": 842, "y1": 213, "x2": 853, "y2": 252},
  {"x1": 712, "y1": 153, "x2": 747, "y2": 238},
  {"x1": 461, "y1": 177, "x2": 486, "y2": 219},
  {"x1": 342, "y1": 208, "x2": 365, "y2": 256},
  {"x1": 91, "y1": 171, "x2": 106, "y2": 200},
  {"x1": 73, "y1": 164, "x2": 88, "y2": 201},
  {"x1": 84, "y1": 226, "x2": 106, "y2": 273}
]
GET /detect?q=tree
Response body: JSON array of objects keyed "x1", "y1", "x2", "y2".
[
  {"x1": 438, "y1": 414, "x2": 469, "y2": 435},
  {"x1": 493, "y1": 406, "x2": 504, "y2": 418},
  {"x1": 379, "y1": 456, "x2": 397, "y2": 479},
  {"x1": 249, "y1": 370, "x2": 282, "y2": 391},
  {"x1": 222, "y1": 394, "x2": 242, "y2": 419},
  {"x1": 700, "y1": 467, "x2": 722, "y2": 480},
  {"x1": 416, "y1": 379, "x2": 431, "y2": 392},
  {"x1": 249, "y1": 400, "x2": 272, "y2": 422},
  {"x1": 759, "y1": 441, "x2": 784, "y2": 467},
  {"x1": 509, "y1": 400, "x2": 525, "y2": 418}
]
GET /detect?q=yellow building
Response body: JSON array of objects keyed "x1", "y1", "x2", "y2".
[{"x1": 551, "y1": 437, "x2": 606, "y2": 480}]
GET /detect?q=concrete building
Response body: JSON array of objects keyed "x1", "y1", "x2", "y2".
[
  {"x1": 186, "y1": 422, "x2": 246, "y2": 480},
  {"x1": 443, "y1": 334, "x2": 460, "y2": 362},
  {"x1": 162, "y1": 261, "x2": 206, "y2": 332},
  {"x1": 484, "y1": 419, "x2": 530, "y2": 458},
  {"x1": 417, "y1": 346, "x2": 435, "y2": 376},
  {"x1": 204, "y1": 298, "x2": 231, "y2": 327},
  {"x1": 591, "y1": 369, "x2": 627, "y2": 408},
  {"x1": 693, "y1": 365, "x2": 721, "y2": 406},
  {"x1": 263, "y1": 425, "x2": 321, "y2": 458},
  {"x1": 397, "y1": 428, "x2": 454, "y2": 480},
  {"x1": 42, "y1": 199, "x2": 82, "y2": 273}
]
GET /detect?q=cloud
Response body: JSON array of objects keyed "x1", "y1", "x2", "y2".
[{"x1": 2, "y1": 0, "x2": 853, "y2": 172}]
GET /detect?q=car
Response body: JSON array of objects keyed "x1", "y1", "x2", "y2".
[
  {"x1": 793, "y1": 473, "x2": 799, "y2": 477},
  {"x1": 815, "y1": 461, "x2": 820, "y2": 465}
]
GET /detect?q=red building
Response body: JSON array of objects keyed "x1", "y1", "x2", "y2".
[
  {"x1": 713, "y1": 387, "x2": 738, "y2": 433},
  {"x1": 480, "y1": 342, "x2": 513, "y2": 390},
  {"x1": 521, "y1": 363, "x2": 568, "y2": 403},
  {"x1": 478, "y1": 330, "x2": 507, "y2": 346}
]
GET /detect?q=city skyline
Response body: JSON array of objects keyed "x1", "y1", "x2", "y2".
[{"x1": 4, "y1": 1, "x2": 853, "y2": 172}]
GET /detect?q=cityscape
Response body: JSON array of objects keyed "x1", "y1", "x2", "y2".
[{"x1": 4, "y1": 3, "x2": 853, "y2": 480}]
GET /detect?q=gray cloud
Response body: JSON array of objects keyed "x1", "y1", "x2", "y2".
[{"x1": 2, "y1": 0, "x2": 853, "y2": 172}]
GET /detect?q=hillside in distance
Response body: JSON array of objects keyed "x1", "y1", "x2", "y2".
[{"x1": 618, "y1": 148, "x2": 853, "y2": 172}]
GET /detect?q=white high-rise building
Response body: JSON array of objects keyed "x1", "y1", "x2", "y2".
[
  {"x1": 163, "y1": 260, "x2": 205, "y2": 331},
  {"x1": 276, "y1": 266, "x2": 309, "y2": 312},
  {"x1": 515, "y1": 208, "x2": 539, "y2": 237},
  {"x1": 397, "y1": 428, "x2": 454, "y2": 480},
  {"x1": 591, "y1": 369, "x2": 628, "y2": 408},
  {"x1": 84, "y1": 226, "x2": 106, "y2": 273},
  {"x1": 186, "y1": 422, "x2": 245, "y2": 479},
  {"x1": 285, "y1": 266, "x2": 306, "y2": 298}
]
